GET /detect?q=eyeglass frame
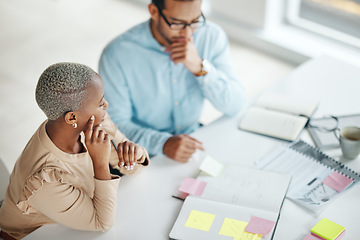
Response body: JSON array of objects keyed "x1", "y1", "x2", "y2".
[
  {"x1": 155, "y1": 5, "x2": 206, "y2": 30},
  {"x1": 307, "y1": 115, "x2": 339, "y2": 132}
]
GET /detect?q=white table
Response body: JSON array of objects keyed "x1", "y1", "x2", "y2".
[{"x1": 26, "y1": 55, "x2": 360, "y2": 239}]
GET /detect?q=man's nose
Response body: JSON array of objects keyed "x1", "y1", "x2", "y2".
[{"x1": 180, "y1": 25, "x2": 192, "y2": 39}]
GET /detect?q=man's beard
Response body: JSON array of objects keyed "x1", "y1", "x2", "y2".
[{"x1": 156, "y1": 21, "x2": 172, "y2": 45}]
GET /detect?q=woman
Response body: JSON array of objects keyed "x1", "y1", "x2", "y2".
[{"x1": 0, "y1": 63, "x2": 149, "y2": 239}]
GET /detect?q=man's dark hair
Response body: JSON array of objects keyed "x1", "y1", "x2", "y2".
[
  {"x1": 152, "y1": 0, "x2": 197, "y2": 10},
  {"x1": 152, "y1": 0, "x2": 165, "y2": 9}
]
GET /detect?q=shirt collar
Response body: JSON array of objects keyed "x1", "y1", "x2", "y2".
[{"x1": 145, "y1": 19, "x2": 167, "y2": 52}]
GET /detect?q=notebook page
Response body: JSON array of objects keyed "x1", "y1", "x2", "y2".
[
  {"x1": 197, "y1": 165, "x2": 291, "y2": 213},
  {"x1": 239, "y1": 107, "x2": 308, "y2": 141},
  {"x1": 256, "y1": 92, "x2": 318, "y2": 117},
  {"x1": 169, "y1": 196, "x2": 277, "y2": 240}
]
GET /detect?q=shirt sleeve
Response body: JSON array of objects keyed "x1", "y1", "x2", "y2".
[
  {"x1": 27, "y1": 177, "x2": 120, "y2": 232},
  {"x1": 99, "y1": 48, "x2": 172, "y2": 156},
  {"x1": 195, "y1": 25, "x2": 246, "y2": 117}
]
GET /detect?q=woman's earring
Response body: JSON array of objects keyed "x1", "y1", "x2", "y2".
[{"x1": 72, "y1": 123, "x2": 77, "y2": 128}]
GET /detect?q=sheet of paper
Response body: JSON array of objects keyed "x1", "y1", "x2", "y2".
[
  {"x1": 245, "y1": 216, "x2": 275, "y2": 235},
  {"x1": 199, "y1": 156, "x2": 224, "y2": 177},
  {"x1": 185, "y1": 210, "x2": 215, "y2": 231},
  {"x1": 197, "y1": 165, "x2": 291, "y2": 213},
  {"x1": 322, "y1": 171, "x2": 353, "y2": 192},
  {"x1": 179, "y1": 177, "x2": 207, "y2": 196},
  {"x1": 219, "y1": 218, "x2": 262, "y2": 240}
]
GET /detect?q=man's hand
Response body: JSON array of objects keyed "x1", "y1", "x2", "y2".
[
  {"x1": 168, "y1": 37, "x2": 202, "y2": 74},
  {"x1": 84, "y1": 115, "x2": 111, "y2": 180},
  {"x1": 117, "y1": 141, "x2": 145, "y2": 170},
  {"x1": 163, "y1": 134, "x2": 205, "y2": 162}
]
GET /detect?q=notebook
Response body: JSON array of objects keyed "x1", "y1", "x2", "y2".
[
  {"x1": 169, "y1": 165, "x2": 291, "y2": 240},
  {"x1": 238, "y1": 92, "x2": 318, "y2": 141},
  {"x1": 256, "y1": 140, "x2": 360, "y2": 215}
]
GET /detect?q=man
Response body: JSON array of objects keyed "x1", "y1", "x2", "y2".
[{"x1": 99, "y1": 0, "x2": 245, "y2": 162}]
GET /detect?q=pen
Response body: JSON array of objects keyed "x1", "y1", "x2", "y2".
[
  {"x1": 172, "y1": 195, "x2": 185, "y2": 201},
  {"x1": 111, "y1": 139, "x2": 117, "y2": 150}
]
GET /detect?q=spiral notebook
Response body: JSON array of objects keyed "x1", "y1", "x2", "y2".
[{"x1": 256, "y1": 140, "x2": 360, "y2": 215}]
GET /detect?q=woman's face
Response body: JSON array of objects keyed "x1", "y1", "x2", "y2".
[{"x1": 76, "y1": 74, "x2": 108, "y2": 129}]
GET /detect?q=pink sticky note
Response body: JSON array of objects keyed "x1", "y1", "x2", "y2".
[
  {"x1": 322, "y1": 171, "x2": 353, "y2": 192},
  {"x1": 178, "y1": 177, "x2": 207, "y2": 196},
  {"x1": 302, "y1": 234, "x2": 319, "y2": 240},
  {"x1": 245, "y1": 215, "x2": 276, "y2": 235}
]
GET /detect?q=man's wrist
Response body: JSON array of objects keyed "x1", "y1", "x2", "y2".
[{"x1": 194, "y1": 59, "x2": 211, "y2": 76}]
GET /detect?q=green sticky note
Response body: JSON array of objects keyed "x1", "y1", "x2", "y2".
[
  {"x1": 184, "y1": 210, "x2": 215, "y2": 231},
  {"x1": 219, "y1": 218, "x2": 262, "y2": 240},
  {"x1": 311, "y1": 218, "x2": 345, "y2": 240}
]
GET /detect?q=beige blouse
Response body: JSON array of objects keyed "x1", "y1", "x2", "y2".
[{"x1": 0, "y1": 113, "x2": 149, "y2": 239}]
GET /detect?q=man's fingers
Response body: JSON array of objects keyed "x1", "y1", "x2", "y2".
[
  {"x1": 186, "y1": 135, "x2": 202, "y2": 144},
  {"x1": 185, "y1": 135, "x2": 205, "y2": 151},
  {"x1": 195, "y1": 142, "x2": 205, "y2": 151},
  {"x1": 84, "y1": 115, "x2": 95, "y2": 140}
]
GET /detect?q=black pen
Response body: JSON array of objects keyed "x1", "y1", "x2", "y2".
[
  {"x1": 111, "y1": 139, "x2": 117, "y2": 150},
  {"x1": 172, "y1": 195, "x2": 185, "y2": 201}
]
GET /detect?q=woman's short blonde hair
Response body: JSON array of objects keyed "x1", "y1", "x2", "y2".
[{"x1": 35, "y1": 62, "x2": 96, "y2": 120}]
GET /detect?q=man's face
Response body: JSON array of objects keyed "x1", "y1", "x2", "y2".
[{"x1": 154, "y1": 0, "x2": 202, "y2": 46}]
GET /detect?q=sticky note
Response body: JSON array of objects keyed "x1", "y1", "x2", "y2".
[
  {"x1": 245, "y1": 215, "x2": 276, "y2": 235},
  {"x1": 302, "y1": 234, "x2": 320, "y2": 240},
  {"x1": 311, "y1": 218, "x2": 345, "y2": 240},
  {"x1": 322, "y1": 171, "x2": 353, "y2": 192},
  {"x1": 184, "y1": 210, "x2": 215, "y2": 231},
  {"x1": 199, "y1": 156, "x2": 224, "y2": 177},
  {"x1": 219, "y1": 218, "x2": 247, "y2": 237},
  {"x1": 179, "y1": 177, "x2": 207, "y2": 196},
  {"x1": 219, "y1": 218, "x2": 262, "y2": 240}
]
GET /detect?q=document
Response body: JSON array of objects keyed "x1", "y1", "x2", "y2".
[{"x1": 256, "y1": 140, "x2": 360, "y2": 215}]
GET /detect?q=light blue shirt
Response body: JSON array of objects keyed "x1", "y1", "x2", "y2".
[{"x1": 99, "y1": 20, "x2": 245, "y2": 156}]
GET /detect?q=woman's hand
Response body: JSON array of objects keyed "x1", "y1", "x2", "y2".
[
  {"x1": 117, "y1": 141, "x2": 145, "y2": 170},
  {"x1": 84, "y1": 115, "x2": 111, "y2": 180}
]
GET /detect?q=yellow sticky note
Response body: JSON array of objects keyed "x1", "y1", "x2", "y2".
[
  {"x1": 219, "y1": 218, "x2": 247, "y2": 237},
  {"x1": 184, "y1": 210, "x2": 215, "y2": 231},
  {"x1": 219, "y1": 218, "x2": 262, "y2": 240},
  {"x1": 311, "y1": 218, "x2": 345, "y2": 240}
]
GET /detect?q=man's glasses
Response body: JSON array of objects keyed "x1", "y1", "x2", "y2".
[{"x1": 156, "y1": 6, "x2": 206, "y2": 30}]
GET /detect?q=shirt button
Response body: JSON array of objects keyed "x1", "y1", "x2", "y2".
[
  {"x1": 174, "y1": 101, "x2": 179, "y2": 106},
  {"x1": 173, "y1": 79, "x2": 177, "y2": 84},
  {"x1": 177, "y1": 125, "x2": 181, "y2": 130}
]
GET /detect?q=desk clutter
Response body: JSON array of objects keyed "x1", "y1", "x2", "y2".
[
  {"x1": 302, "y1": 218, "x2": 345, "y2": 240},
  {"x1": 169, "y1": 156, "x2": 291, "y2": 240},
  {"x1": 256, "y1": 140, "x2": 360, "y2": 215},
  {"x1": 170, "y1": 140, "x2": 359, "y2": 239}
]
